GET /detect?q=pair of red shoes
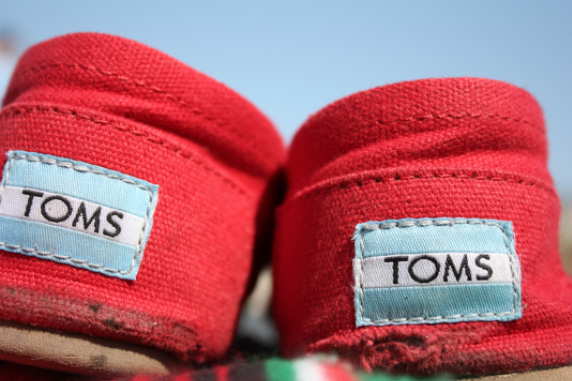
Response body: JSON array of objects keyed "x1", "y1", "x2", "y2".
[{"x1": 0, "y1": 33, "x2": 570, "y2": 378}]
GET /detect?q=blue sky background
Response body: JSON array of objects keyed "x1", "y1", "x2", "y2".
[{"x1": 0, "y1": 0, "x2": 570, "y2": 199}]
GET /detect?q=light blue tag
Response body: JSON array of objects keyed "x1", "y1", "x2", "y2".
[
  {"x1": 0, "y1": 151, "x2": 159, "y2": 280},
  {"x1": 353, "y1": 218, "x2": 522, "y2": 326}
]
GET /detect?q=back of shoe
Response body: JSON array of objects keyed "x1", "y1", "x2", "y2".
[
  {"x1": 0, "y1": 32, "x2": 285, "y2": 375},
  {"x1": 273, "y1": 78, "x2": 572, "y2": 377}
]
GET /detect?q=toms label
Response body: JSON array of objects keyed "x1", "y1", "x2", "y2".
[
  {"x1": 0, "y1": 151, "x2": 159, "y2": 280},
  {"x1": 353, "y1": 218, "x2": 522, "y2": 326}
]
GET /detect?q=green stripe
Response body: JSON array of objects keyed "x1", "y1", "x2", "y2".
[
  {"x1": 265, "y1": 358, "x2": 296, "y2": 381},
  {"x1": 359, "y1": 372, "x2": 454, "y2": 381}
]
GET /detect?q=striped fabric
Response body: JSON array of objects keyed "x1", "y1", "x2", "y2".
[
  {"x1": 125, "y1": 357, "x2": 452, "y2": 381},
  {"x1": 0, "y1": 356, "x2": 453, "y2": 380}
]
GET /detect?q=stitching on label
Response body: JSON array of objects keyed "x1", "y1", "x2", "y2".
[
  {"x1": 357, "y1": 218, "x2": 519, "y2": 323},
  {"x1": 0, "y1": 152, "x2": 153, "y2": 275}
]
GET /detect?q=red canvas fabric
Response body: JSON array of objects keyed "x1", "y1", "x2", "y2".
[
  {"x1": 0, "y1": 33, "x2": 285, "y2": 361},
  {"x1": 273, "y1": 78, "x2": 572, "y2": 375}
]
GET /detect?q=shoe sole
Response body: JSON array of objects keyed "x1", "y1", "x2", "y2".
[
  {"x1": 0, "y1": 319, "x2": 177, "y2": 375},
  {"x1": 462, "y1": 365, "x2": 572, "y2": 380}
]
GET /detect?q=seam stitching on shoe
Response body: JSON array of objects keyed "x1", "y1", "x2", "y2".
[
  {"x1": 287, "y1": 170, "x2": 556, "y2": 204},
  {"x1": 30, "y1": 62, "x2": 274, "y2": 161},
  {"x1": 375, "y1": 112, "x2": 540, "y2": 128},
  {"x1": 0, "y1": 104, "x2": 252, "y2": 199}
]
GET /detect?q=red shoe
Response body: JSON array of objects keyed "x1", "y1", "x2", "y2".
[
  {"x1": 0, "y1": 33, "x2": 285, "y2": 375},
  {"x1": 273, "y1": 78, "x2": 572, "y2": 377}
]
